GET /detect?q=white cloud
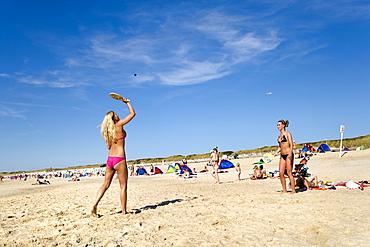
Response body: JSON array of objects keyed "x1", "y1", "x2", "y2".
[
  {"x1": 158, "y1": 61, "x2": 229, "y2": 86},
  {"x1": 0, "y1": 105, "x2": 27, "y2": 120},
  {"x1": 15, "y1": 2, "x2": 368, "y2": 88}
]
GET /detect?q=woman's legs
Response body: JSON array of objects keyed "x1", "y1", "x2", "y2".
[
  {"x1": 115, "y1": 160, "x2": 128, "y2": 215},
  {"x1": 279, "y1": 154, "x2": 296, "y2": 193},
  {"x1": 92, "y1": 167, "x2": 116, "y2": 216},
  {"x1": 286, "y1": 154, "x2": 296, "y2": 193},
  {"x1": 212, "y1": 164, "x2": 220, "y2": 183},
  {"x1": 279, "y1": 158, "x2": 288, "y2": 193}
]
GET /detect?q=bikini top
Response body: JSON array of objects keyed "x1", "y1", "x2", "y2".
[
  {"x1": 115, "y1": 130, "x2": 127, "y2": 142},
  {"x1": 277, "y1": 135, "x2": 287, "y2": 143}
]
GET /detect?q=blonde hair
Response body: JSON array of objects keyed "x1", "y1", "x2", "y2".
[
  {"x1": 101, "y1": 111, "x2": 116, "y2": 145},
  {"x1": 278, "y1": 119, "x2": 289, "y2": 128}
]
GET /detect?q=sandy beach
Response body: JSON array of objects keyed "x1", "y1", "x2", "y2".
[{"x1": 1, "y1": 150, "x2": 369, "y2": 246}]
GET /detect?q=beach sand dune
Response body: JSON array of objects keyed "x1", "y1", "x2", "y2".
[{"x1": 1, "y1": 150, "x2": 369, "y2": 246}]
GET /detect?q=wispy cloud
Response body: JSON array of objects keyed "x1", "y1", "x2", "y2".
[
  {"x1": 0, "y1": 105, "x2": 27, "y2": 120},
  {"x1": 17, "y1": 73, "x2": 91, "y2": 88},
  {"x1": 0, "y1": 102, "x2": 62, "y2": 109},
  {"x1": 11, "y1": 1, "x2": 370, "y2": 89},
  {"x1": 306, "y1": 0, "x2": 370, "y2": 20},
  {"x1": 14, "y1": 7, "x2": 285, "y2": 88}
]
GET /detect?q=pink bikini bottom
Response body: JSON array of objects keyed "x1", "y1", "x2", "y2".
[{"x1": 106, "y1": 156, "x2": 126, "y2": 168}]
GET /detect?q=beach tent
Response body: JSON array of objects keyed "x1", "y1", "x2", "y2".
[
  {"x1": 167, "y1": 165, "x2": 176, "y2": 173},
  {"x1": 254, "y1": 158, "x2": 265, "y2": 164},
  {"x1": 318, "y1": 144, "x2": 331, "y2": 153},
  {"x1": 154, "y1": 167, "x2": 163, "y2": 174},
  {"x1": 218, "y1": 160, "x2": 235, "y2": 169},
  {"x1": 302, "y1": 144, "x2": 314, "y2": 153},
  {"x1": 180, "y1": 165, "x2": 193, "y2": 174},
  {"x1": 137, "y1": 167, "x2": 148, "y2": 175},
  {"x1": 356, "y1": 147, "x2": 366, "y2": 151},
  {"x1": 174, "y1": 163, "x2": 182, "y2": 171}
]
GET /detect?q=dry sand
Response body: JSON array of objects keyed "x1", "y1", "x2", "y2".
[{"x1": 1, "y1": 150, "x2": 369, "y2": 246}]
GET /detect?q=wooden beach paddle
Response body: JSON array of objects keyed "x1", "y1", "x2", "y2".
[
  {"x1": 263, "y1": 153, "x2": 274, "y2": 163},
  {"x1": 109, "y1": 92, "x2": 130, "y2": 102}
]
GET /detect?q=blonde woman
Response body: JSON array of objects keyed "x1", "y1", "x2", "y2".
[
  {"x1": 273, "y1": 120, "x2": 296, "y2": 194},
  {"x1": 92, "y1": 98, "x2": 136, "y2": 216}
]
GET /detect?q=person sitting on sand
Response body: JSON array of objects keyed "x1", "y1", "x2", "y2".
[
  {"x1": 178, "y1": 168, "x2": 191, "y2": 179},
  {"x1": 235, "y1": 163, "x2": 241, "y2": 181},
  {"x1": 92, "y1": 97, "x2": 135, "y2": 216},
  {"x1": 250, "y1": 165, "x2": 264, "y2": 179},
  {"x1": 295, "y1": 175, "x2": 320, "y2": 190},
  {"x1": 149, "y1": 164, "x2": 154, "y2": 175},
  {"x1": 199, "y1": 166, "x2": 209, "y2": 173},
  {"x1": 259, "y1": 165, "x2": 267, "y2": 177}
]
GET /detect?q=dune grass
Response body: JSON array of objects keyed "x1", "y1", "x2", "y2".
[{"x1": 2, "y1": 134, "x2": 369, "y2": 176}]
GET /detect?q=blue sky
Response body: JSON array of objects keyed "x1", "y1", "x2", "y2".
[{"x1": 1, "y1": 0, "x2": 369, "y2": 172}]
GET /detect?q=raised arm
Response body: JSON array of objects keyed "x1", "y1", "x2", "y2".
[{"x1": 116, "y1": 99, "x2": 136, "y2": 126}]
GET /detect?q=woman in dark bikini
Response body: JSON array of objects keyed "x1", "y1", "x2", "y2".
[
  {"x1": 92, "y1": 97, "x2": 136, "y2": 216},
  {"x1": 273, "y1": 120, "x2": 296, "y2": 194}
]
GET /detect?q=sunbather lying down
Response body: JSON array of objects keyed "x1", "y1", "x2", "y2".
[{"x1": 295, "y1": 175, "x2": 320, "y2": 189}]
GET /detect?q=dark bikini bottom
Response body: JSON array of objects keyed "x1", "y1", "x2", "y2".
[{"x1": 281, "y1": 153, "x2": 293, "y2": 161}]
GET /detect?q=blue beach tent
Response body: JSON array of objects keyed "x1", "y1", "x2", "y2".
[
  {"x1": 180, "y1": 165, "x2": 193, "y2": 174},
  {"x1": 318, "y1": 143, "x2": 331, "y2": 153},
  {"x1": 218, "y1": 160, "x2": 235, "y2": 169}
]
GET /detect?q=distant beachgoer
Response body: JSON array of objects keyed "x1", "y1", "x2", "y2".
[
  {"x1": 210, "y1": 148, "x2": 220, "y2": 183},
  {"x1": 68, "y1": 177, "x2": 80, "y2": 182},
  {"x1": 129, "y1": 165, "x2": 135, "y2": 176},
  {"x1": 235, "y1": 163, "x2": 241, "y2": 180},
  {"x1": 149, "y1": 164, "x2": 154, "y2": 175},
  {"x1": 178, "y1": 168, "x2": 190, "y2": 179},
  {"x1": 296, "y1": 175, "x2": 320, "y2": 190},
  {"x1": 259, "y1": 165, "x2": 267, "y2": 177},
  {"x1": 182, "y1": 158, "x2": 187, "y2": 165},
  {"x1": 92, "y1": 97, "x2": 136, "y2": 216},
  {"x1": 199, "y1": 166, "x2": 209, "y2": 173},
  {"x1": 250, "y1": 165, "x2": 263, "y2": 179},
  {"x1": 273, "y1": 120, "x2": 296, "y2": 194},
  {"x1": 32, "y1": 179, "x2": 49, "y2": 185}
]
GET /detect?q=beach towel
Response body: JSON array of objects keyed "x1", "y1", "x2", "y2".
[{"x1": 345, "y1": 180, "x2": 364, "y2": 190}]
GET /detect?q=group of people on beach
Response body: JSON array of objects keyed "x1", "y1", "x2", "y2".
[{"x1": 90, "y1": 97, "x2": 299, "y2": 217}]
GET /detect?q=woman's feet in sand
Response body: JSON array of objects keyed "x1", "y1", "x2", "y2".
[
  {"x1": 91, "y1": 206, "x2": 98, "y2": 217},
  {"x1": 279, "y1": 190, "x2": 296, "y2": 194}
]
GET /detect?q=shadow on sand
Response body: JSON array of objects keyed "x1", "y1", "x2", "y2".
[{"x1": 114, "y1": 197, "x2": 198, "y2": 215}]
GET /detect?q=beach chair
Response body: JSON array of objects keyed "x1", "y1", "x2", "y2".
[{"x1": 293, "y1": 158, "x2": 311, "y2": 178}]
